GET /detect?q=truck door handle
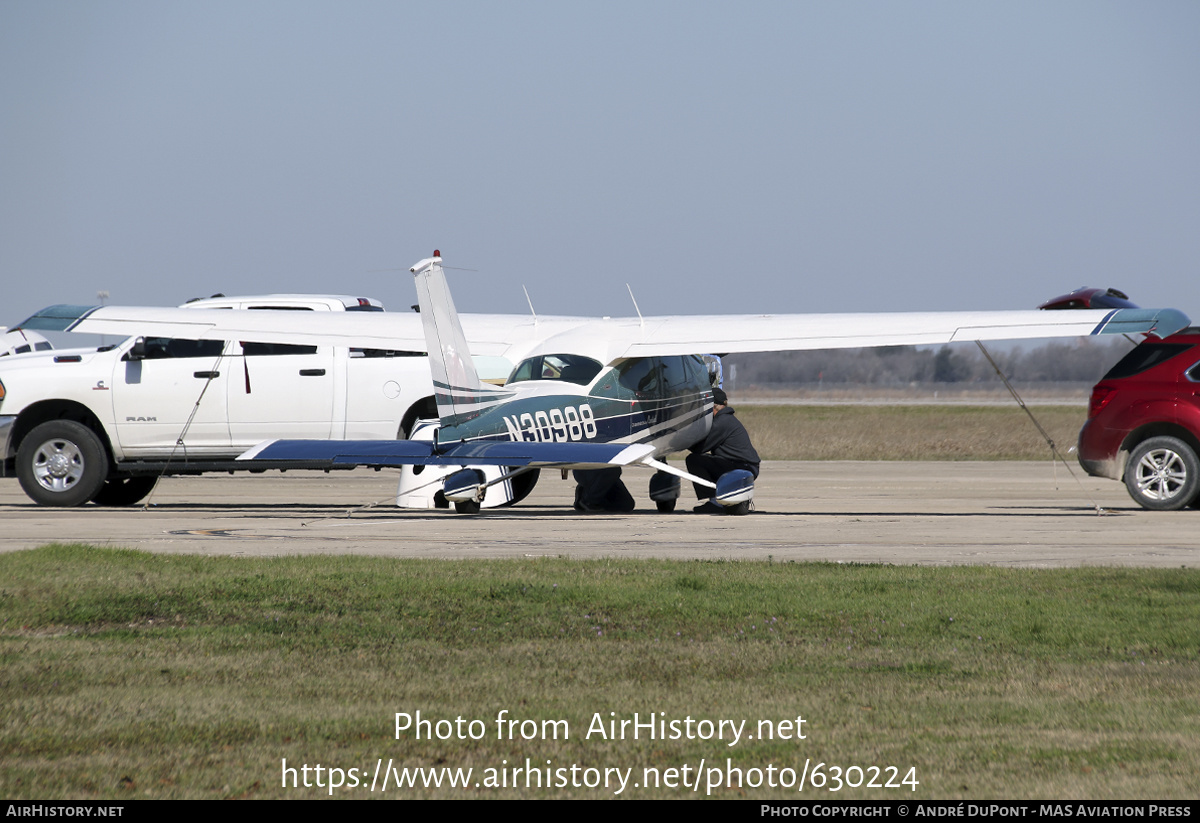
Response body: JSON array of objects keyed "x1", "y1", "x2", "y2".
[
  {"x1": 193, "y1": 371, "x2": 220, "y2": 378},
  {"x1": 299, "y1": 369, "x2": 326, "y2": 377}
]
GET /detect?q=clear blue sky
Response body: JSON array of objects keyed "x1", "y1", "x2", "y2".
[{"x1": 3, "y1": 1, "x2": 1198, "y2": 327}]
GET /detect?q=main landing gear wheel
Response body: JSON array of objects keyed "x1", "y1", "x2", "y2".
[
  {"x1": 1124, "y1": 436, "x2": 1200, "y2": 511},
  {"x1": 454, "y1": 500, "x2": 481, "y2": 514},
  {"x1": 649, "y1": 471, "x2": 681, "y2": 514},
  {"x1": 16, "y1": 420, "x2": 110, "y2": 507},
  {"x1": 495, "y1": 468, "x2": 540, "y2": 508}
]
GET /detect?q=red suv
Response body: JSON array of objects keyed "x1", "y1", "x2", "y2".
[{"x1": 1078, "y1": 329, "x2": 1200, "y2": 510}]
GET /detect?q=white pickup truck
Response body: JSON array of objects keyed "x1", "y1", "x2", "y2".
[{"x1": 0, "y1": 294, "x2": 440, "y2": 506}]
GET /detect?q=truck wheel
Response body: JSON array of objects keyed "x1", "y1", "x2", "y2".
[
  {"x1": 1124, "y1": 436, "x2": 1200, "y2": 511},
  {"x1": 16, "y1": 421, "x2": 110, "y2": 507},
  {"x1": 91, "y1": 476, "x2": 158, "y2": 507}
]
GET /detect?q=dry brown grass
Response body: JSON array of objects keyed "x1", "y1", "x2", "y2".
[{"x1": 736, "y1": 405, "x2": 1086, "y2": 461}]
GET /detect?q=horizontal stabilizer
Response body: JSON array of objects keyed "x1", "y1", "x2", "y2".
[{"x1": 239, "y1": 439, "x2": 656, "y2": 469}]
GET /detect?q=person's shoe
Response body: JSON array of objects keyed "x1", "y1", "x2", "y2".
[{"x1": 692, "y1": 501, "x2": 725, "y2": 514}]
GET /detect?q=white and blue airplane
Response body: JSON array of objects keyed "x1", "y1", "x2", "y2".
[
  {"x1": 26, "y1": 252, "x2": 1192, "y2": 514},
  {"x1": 233, "y1": 253, "x2": 1191, "y2": 514}
]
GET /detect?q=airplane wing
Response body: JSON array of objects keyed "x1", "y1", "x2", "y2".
[
  {"x1": 626, "y1": 307, "x2": 1192, "y2": 354},
  {"x1": 239, "y1": 438, "x2": 656, "y2": 469},
  {"x1": 523, "y1": 307, "x2": 1193, "y2": 362},
  {"x1": 17, "y1": 302, "x2": 1190, "y2": 363}
]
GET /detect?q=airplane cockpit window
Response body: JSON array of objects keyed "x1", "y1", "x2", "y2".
[
  {"x1": 685, "y1": 354, "x2": 710, "y2": 389},
  {"x1": 593, "y1": 356, "x2": 709, "y2": 401},
  {"x1": 660, "y1": 354, "x2": 709, "y2": 396},
  {"x1": 507, "y1": 354, "x2": 603, "y2": 386},
  {"x1": 616, "y1": 357, "x2": 661, "y2": 395}
]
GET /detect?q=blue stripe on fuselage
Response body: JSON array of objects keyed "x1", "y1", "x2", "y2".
[{"x1": 436, "y1": 391, "x2": 710, "y2": 452}]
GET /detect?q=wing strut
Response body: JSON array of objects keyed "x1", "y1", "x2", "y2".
[
  {"x1": 973, "y1": 340, "x2": 1107, "y2": 514},
  {"x1": 641, "y1": 457, "x2": 717, "y2": 489}
]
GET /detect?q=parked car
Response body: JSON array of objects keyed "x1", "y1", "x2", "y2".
[
  {"x1": 1, "y1": 328, "x2": 53, "y2": 357},
  {"x1": 1077, "y1": 328, "x2": 1200, "y2": 510}
]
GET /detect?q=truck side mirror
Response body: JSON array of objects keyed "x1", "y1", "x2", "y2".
[{"x1": 126, "y1": 337, "x2": 147, "y2": 361}]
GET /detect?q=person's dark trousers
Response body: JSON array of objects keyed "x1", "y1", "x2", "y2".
[
  {"x1": 573, "y1": 467, "x2": 636, "y2": 512},
  {"x1": 685, "y1": 453, "x2": 759, "y2": 499}
]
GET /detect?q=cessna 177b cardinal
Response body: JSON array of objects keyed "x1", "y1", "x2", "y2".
[{"x1": 237, "y1": 253, "x2": 1190, "y2": 514}]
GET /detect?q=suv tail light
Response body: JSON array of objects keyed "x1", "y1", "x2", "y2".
[{"x1": 1088, "y1": 385, "x2": 1117, "y2": 419}]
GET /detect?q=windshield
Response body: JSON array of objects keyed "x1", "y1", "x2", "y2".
[{"x1": 507, "y1": 354, "x2": 603, "y2": 386}]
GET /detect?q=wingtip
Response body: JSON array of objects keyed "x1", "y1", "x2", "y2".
[{"x1": 1150, "y1": 308, "x2": 1191, "y2": 339}]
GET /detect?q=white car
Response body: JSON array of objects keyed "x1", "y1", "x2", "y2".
[{"x1": 1, "y1": 328, "x2": 53, "y2": 357}]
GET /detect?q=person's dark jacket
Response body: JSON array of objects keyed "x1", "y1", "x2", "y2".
[{"x1": 689, "y1": 407, "x2": 760, "y2": 469}]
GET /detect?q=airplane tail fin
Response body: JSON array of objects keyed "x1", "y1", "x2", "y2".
[{"x1": 410, "y1": 252, "x2": 512, "y2": 431}]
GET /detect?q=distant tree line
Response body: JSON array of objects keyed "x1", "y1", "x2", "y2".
[{"x1": 723, "y1": 338, "x2": 1135, "y2": 388}]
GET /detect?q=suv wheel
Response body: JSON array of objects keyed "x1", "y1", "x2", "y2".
[
  {"x1": 16, "y1": 420, "x2": 110, "y2": 507},
  {"x1": 1124, "y1": 436, "x2": 1200, "y2": 511}
]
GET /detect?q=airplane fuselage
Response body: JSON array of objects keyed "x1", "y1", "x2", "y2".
[{"x1": 435, "y1": 353, "x2": 715, "y2": 459}]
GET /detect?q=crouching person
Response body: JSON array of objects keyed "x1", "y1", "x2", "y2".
[{"x1": 686, "y1": 388, "x2": 760, "y2": 514}]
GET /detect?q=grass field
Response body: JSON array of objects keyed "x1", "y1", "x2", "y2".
[
  {"x1": 3, "y1": 545, "x2": 1198, "y2": 800},
  {"x1": 737, "y1": 405, "x2": 1085, "y2": 461}
]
